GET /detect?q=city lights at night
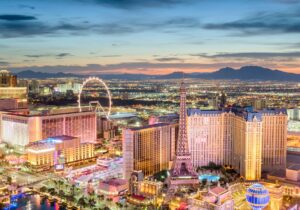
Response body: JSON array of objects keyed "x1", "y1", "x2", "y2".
[{"x1": 0, "y1": 0, "x2": 300, "y2": 210}]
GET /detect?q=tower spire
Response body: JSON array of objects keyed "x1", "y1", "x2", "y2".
[
  {"x1": 168, "y1": 80, "x2": 198, "y2": 187},
  {"x1": 176, "y1": 80, "x2": 189, "y2": 156}
]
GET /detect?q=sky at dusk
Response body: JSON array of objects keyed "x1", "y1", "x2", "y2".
[{"x1": 1, "y1": 0, "x2": 300, "y2": 75}]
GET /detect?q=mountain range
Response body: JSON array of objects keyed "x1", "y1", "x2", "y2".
[{"x1": 15, "y1": 66, "x2": 300, "y2": 81}]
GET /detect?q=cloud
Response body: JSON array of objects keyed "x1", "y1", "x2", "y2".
[
  {"x1": 192, "y1": 51, "x2": 300, "y2": 59},
  {"x1": 203, "y1": 10, "x2": 300, "y2": 35},
  {"x1": 0, "y1": 21, "x2": 59, "y2": 38},
  {"x1": 19, "y1": 5, "x2": 36, "y2": 10},
  {"x1": 0, "y1": 61, "x2": 9, "y2": 66},
  {"x1": 56, "y1": 53, "x2": 73, "y2": 58},
  {"x1": 0, "y1": 13, "x2": 200, "y2": 38},
  {"x1": 0, "y1": 14, "x2": 36, "y2": 21},
  {"x1": 100, "y1": 55, "x2": 121, "y2": 57},
  {"x1": 23, "y1": 59, "x2": 36, "y2": 62},
  {"x1": 155, "y1": 57, "x2": 184, "y2": 62},
  {"x1": 82, "y1": 0, "x2": 189, "y2": 9},
  {"x1": 25, "y1": 53, "x2": 73, "y2": 58},
  {"x1": 25, "y1": 54, "x2": 50, "y2": 58}
]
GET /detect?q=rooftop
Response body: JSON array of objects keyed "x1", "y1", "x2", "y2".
[
  {"x1": 209, "y1": 186, "x2": 228, "y2": 196},
  {"x1": 288, "y1": 164, "x2": 300, "y2": 170},
  {"x1": 131, "y1": 194, "x2": 146, "y2": 201},
  {"x1": 129, "y1": 122, "x2": 172, "y2": 131},
  {"x1": 188, "y1": 109, "x2": 224, "y2": 116},
  {"x1": 100, "y1": 178, "x2": 127, "y2": 186},
  {"x1": 109, "y1": 112, "x2": 137, "y2": 119},
  {"x1": 27, "y1": 135, "x2": 77, "y2": 151},
  {"x1": 3, "y1": 108, "x2": 94, "y2": 117},
  {"x1": 188, "y1": 106, "x2": 286, "y2": 121},
  {"x1": 261, "y1": 108, "x2": 287, "y2": 115}
]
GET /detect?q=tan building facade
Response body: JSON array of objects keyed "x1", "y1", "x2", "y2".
[
  {"x1": 187, "y1": 108, "x2": 287, "y2": 181},
  {"x1": 0, "y1": 69, "x2": 17, "y2": 87},
  {"x1": 27, "y1": 135, "x2": 94, "y2": 170},
  {"x1": 0, "y1": 70, "x2": 28, "y2": 109},
  {"x1": 262, "y1": 110, "x2": 287, "y2": 172},
  {"x1": 123, "y1": 123, "x2": 177, "y2": 179},
  {"x1": 232, "y1": 113, "x2": 263, "y2": 180},
  {"x1": 188, "y1": 110, "x2": 233, "y2": 167}
]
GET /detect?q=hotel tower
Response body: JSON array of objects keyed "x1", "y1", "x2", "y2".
[
  {"x1": 188, "y1": 107, "x2": 287, "y2": 180},
  {"x1": 123, "y1": 123, "x2": 177, "y2": 179}
]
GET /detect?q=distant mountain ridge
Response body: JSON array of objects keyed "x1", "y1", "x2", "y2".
[
  {"x1": 15, "y1": 66, "x2": 300, "y2": 81},
  {"x1": 16, "y1": 70, "x2": 78, "y2": 79}
]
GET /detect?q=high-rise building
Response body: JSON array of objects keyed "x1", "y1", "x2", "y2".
[
  {"x1": 0, "y1": 70, "x2": 17, "y2": 87},
  {"x1": 29, "y1": 80, "x2": 39, "y2": 94},
  {"x1": 187, "y1": 107, "x2": 287, "y2": 180},
  {"x1": 188, "y1": 110, "x2": 233, "y2": 167},
  {"x1": 287, "y1": 108, "x2": 300, "y2": 121},
  {"x1": 97, "y1": 115, "x2": 116, "y2": 139},
  {"x1": 232, "y1": 112, "x2": 263, "y2": 180},
  {"x1": 57, "y1": 81, "x2": 82, "y2": 94},
  {"x1": 261, "y1": 109, "x2": 287, "y2": 172},
  {"x1": 208, "y1": 92, "x2": 227, "y2": 109},
  {"x1": 123, "y1": 123, "x2": 177, "y2": 179},
  {"x1": 169, "y1": 81, "x2": 198, "y2": 187},
  {"x1": 287, "y1": 108, "x2": 300, "y2": 132},
  {"x1": 208, "y1": 94, "x2": 219, "y2": 110},
  {"x1": 219, "y1": 91, "x2": 227, "y2": 108},
  {"x1": 252, "y1": 98, "x2": 267, "y2": 111},
  {"x1": 0, "y1": 108, "x2": 97, "y2": 147},
  {"x1": 0, "y1": 70, "x2": 27, "y2": 109}
]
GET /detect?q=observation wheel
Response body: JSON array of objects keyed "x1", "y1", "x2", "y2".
[{"x1": 78, "y1": 76, "x2": 112, "y2": 119}]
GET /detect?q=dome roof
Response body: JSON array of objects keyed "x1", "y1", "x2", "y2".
[{"x1": 246, "y1": 183, "x2": 270, "y2": 210}]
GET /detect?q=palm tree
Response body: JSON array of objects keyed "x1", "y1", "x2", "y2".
[
  {"x1": 0, "y1": 202, "x2": 6, "y2": 209},
  {"x1": 70, "y1": 184, "x2": 76, "y2": 197},
  {"x1": 55, "y1": 180, "x2": 63, "y2": 192},
  {"x1": 97, "y1": 194, "x2": 104, "y2": 200},
  {"x1": 88, "y1": 197, "x2": 96, "y2": 206},
  {"x1": 6, "y1": 176, "x2": 12, "y2": 185},
  {"x1": 39, "y1": 186, "x2": 47, "y2": 193},
  {"x1": 77, "y1": 196, "x2": 87, "y2": 208},
  {"x1": 48, "y1": 188, "x2": 56, "y2": 195},
  {"x1": 88, "y1": 190, "x2": 95, "y2": 198},
  {"x1": 59, "y1": 189, "x2": 65, "y2": 198}
]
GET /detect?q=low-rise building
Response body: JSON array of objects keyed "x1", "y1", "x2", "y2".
[
  {"x1": 286, "y1": 165, "x2": 300, "y2": 182},
  {"x1": 26, "y1": 135, "x2": 94, "y2": 171},
  {"x1": 98, "y1": 178, "x2": 128, "y2": 201},
  {"x1": 189, "y1": 185, "x2": 234, "y2": 210},
  {"x1": 138, "y1": 179, "x2": 163, "y2": 198}
]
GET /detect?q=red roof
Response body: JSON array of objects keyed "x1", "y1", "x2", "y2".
[
  {"x1": 131, "y1": 194, "x2": 146, "y2": 201},
  {"x1": 210, "y1": 186, "x2": 227, "y2": 195}
]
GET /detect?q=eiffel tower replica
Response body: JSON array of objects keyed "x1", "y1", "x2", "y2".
[{"x1": 168, "y1": 81, "x2": 198, "y2": 188}]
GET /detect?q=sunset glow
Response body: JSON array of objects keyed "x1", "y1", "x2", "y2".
[{"x1": 1, "y1": 0, "x2": 300, "y2": 75}]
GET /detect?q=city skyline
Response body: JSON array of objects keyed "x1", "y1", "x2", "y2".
[
  {"x1": 1, "y1": 0, "x2": 300, "y2": 74},
  {"x1": 1, "y1": 1, "x2": 300, "y2": 209},
  {"x1": 0, "y1": 69, "x2": 299, "y2": 209}
]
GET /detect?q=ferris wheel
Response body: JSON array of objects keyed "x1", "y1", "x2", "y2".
[{"x1": 78, "y1": 76, "x2": 112, "y2": 119}]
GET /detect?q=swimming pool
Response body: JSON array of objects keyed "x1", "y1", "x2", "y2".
[{"x1": 199, "y1": 174, "x2": 220, "y2": 182}]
